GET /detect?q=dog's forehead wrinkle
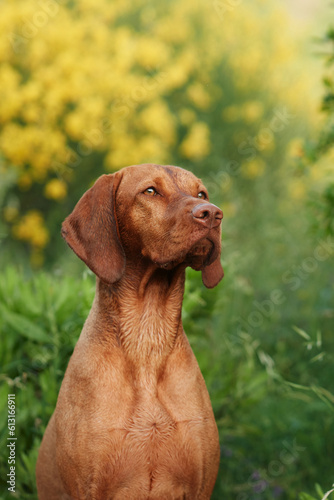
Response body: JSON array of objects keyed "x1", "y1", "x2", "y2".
[
  {"x1": 160, "y1": 165, "x2": 201, "y2": 195},
  {"x1": 120, "y1": 164, "x2": 202, "y2": 197}
]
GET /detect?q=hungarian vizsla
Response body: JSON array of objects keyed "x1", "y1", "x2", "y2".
[{"x1": 36, "y1": 163, "x2": 224, "y2": 500}]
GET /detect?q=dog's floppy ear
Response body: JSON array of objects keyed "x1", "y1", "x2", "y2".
[
  {"x1": 201, "y1": 235, "x2": 224, "y2": 289},
  {"x1": 61, "y1": 173, "x2": 125, "y2": 284},
  {"x1": 201, "y1": 257, "x2": 224, "y2": 288}
]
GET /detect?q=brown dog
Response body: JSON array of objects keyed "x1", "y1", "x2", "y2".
[{"x1": 36, "y1": 164, "x2": 223, "y2": 500}]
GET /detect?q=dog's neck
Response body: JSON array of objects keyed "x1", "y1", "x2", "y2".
[{"x1": 89, "y1": 261, "x2": 187, "y2": 377}]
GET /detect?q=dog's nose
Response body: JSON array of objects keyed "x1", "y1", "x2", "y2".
[{"x1": 192, "y1": 203, "x2": 223, "y2": 228}]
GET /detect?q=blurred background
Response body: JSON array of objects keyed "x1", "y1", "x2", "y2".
[{"x1": 0, "y1": 0, "x2": 334, "y2": 498}]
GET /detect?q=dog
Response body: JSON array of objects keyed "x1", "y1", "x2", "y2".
[{"x1": 36, "y1": 163, "x2": 224, "y2": 500}]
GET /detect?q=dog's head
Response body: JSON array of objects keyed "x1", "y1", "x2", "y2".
[{"x1": 61, "y1": 164, "x2": 224, "y2": 288}]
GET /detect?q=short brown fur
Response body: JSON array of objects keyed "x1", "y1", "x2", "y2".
[{"x1": 36, "y1": 164, "x2": 224, "y2": 500}]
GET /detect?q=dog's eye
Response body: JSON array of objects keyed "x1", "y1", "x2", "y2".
[
  {"x1": 143, "y1": 187, "x2": 157, "y2": 196},
  {"x1": 198, "y1": 191, "x2": 207, "y2": 199}
]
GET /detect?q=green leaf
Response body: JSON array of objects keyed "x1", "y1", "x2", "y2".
[
  {"x1": 310, "y1": 352, "x2": 325, "y2": 363},
  {"x1": 299, "y1": 493, "x2": 317, "y2": 500},
  {"x1": 0, "y1": 303, "x2": 49, "y2": 343},
  {"x1": 292, "y1": 325, "x2": 311, "y2": 340},
  {"x1": 319, "y1": 486, "x2": 334, "y2": 500}
]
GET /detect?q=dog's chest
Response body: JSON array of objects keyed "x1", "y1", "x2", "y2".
[{"x1": 93, "y1": 393, "x2": 204, "y2": 499}]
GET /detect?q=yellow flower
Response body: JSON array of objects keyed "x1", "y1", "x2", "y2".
[
  {"x1": 105, "y1": 134, "x2": 139, "y2": 170},
  {"x1": 164, "y1": 63, "x2": 188, "y2": 90},
  {"x1": 22, "y1": 104, "x2": 40, "y2": 123},
  {"x1": 3, "y1": 206, "x2": 19, "y2": 223},
  {"x1": 287, "y1": 138, "x2": 304, "y2": 158},
  {"x1": 255, "y1": 129, "x2": 275, "y2": 152},
  {"x1": 0, "y1": 124, "x2": 26, "y2": 165},
  {"x1": 0, "y1": 64, "x2": 22, "y2": 123},
  {"x1": 289, "y1": 178, "x2": 306, "y2": 201},
  {"x1": 242, "y1": 159, "x2": 266, "y2": 179},
  {"x1": 139, "y1": 100, "x2": 175, "y2": 145},
  {"x1": 309, "y1": 166, "x2": 324, "y2": 183},
  {"x1": 65, "y1": 112, "x2": 86, "y2": 141},
  {"x1": 135, "y1": 38, "x2": 169, "y2": 67},
  {"x1": 242, "y1": 101, "x2": 264, "y2": 123},
  {"x1": 187, "y1": 83, "x2": 211, "y2": 110},
  {"x1": 180, "y1": 122, "x2": 211, "y2": 160},
  {"x1": 44, "y1": 179, "x2": 68, "y2": 200},
  {"x1": 154, "y1": 17, "x2": 191, "y2": 44},
  {"x1": 18, "y1": 173, "x2": 33, "y2": 191},
  {"x1": 137, "y1": 136, "x2": 167, "y2": 163},
  {"x1": 13, "y1": 211, "x2": 49, "y2": 248}
]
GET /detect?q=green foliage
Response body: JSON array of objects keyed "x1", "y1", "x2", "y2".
[
  {"x1": 299, "y1": 484, "x2": 334, "y2": 500},
  {"x1": 305, "y1": 23, "x2": 334, "y2": 237},
  {"x1": 0, "y1": 267, "x2": 95, "y2": 499},
  {"x1": 1, "y1": 264, "x2": 332, "y2": 499},
  {"x1": 183, "y1": 264, "x2": 334, "y2": 500},
  {"x1": 310, "y1": 27, "x2": 334, "y2": 158}
]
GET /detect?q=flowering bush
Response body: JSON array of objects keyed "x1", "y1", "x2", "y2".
[
  {"x1": 306, "y1": 25, "x2": 334, "y2": 236},
  {"x1": 0, "y1": 0, "x2": 319, "y2": 263}
]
